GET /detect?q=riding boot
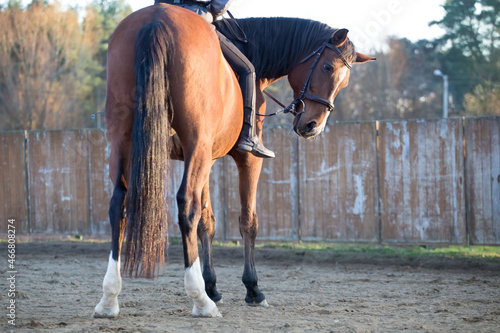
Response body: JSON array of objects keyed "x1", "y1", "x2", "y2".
[
  {"x1": 236, "y1": 106, "x2": 275, "y2": 158},
  {"x1": 215, "y1": 31, "x2": 273, "y2": 158}
]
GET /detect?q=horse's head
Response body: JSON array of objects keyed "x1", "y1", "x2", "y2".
[{"x1": 288, "y1": 29, "x2": 375, "y2": 138}]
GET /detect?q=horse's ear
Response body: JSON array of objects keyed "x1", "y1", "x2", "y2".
[
  {"x1": 354, "y1": 52, "x2": 377, "y2": 63},
  {"x1": 332, "y1": 28, "x2": 349, "y2": 47}
]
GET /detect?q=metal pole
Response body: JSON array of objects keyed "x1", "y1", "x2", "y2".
[{"x1": 443, "y1": 75, "x2": 448, "y2": 118}]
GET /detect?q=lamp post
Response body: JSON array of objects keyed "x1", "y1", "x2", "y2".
[{"x1": 434, "y1": 69, "x2": 449, "y2": 118}]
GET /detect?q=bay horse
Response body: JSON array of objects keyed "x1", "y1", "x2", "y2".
[{"x1": 93, "y1": 4, "x2": 375, "y2": 318}]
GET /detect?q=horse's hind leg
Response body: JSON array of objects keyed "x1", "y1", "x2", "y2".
[
  {"x1": 233, "y1": 154, "x2": 269, "y2": 307},
  {"x1": 177, "y1": 146, "x2": 221, "y2": 317},
  {"x1": 94, "y1": 141, "x2": 130, "y2": 318},
  {"x1": 197, "y1": 180, "x2": 222, "y2": 303}
]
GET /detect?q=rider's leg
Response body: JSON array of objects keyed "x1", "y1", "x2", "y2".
[{"x1": 216, "y1": 31, "x2": 275, "y2": 159}]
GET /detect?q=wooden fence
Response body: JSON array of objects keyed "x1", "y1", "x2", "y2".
[{"x1": 1, "y1": 117, "x2": 499, "y2": 245}]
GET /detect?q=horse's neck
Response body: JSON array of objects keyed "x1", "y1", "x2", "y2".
[{"x1": 217, "y1": 18, "x2": 329, "y2": 80}]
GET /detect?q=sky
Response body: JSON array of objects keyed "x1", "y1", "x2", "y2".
[
  {"x1": 127, "y1": 0, "x2": 447, "y2": 51},
  {"x1": 9, "y1": 0, "x2": 447, "y2": 51}
]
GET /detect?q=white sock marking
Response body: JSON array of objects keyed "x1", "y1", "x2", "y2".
[
  {"x1": 184, "y1": 257, "x2": 221, "y2": 317},
  {"x1": 94, "y1": 252, "x2": 121, "y2": 318}
]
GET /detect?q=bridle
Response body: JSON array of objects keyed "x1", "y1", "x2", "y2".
[
  {"x1": 219, "y1": 17, "x2": 352, "y2": 118},
  {"x1": 281, "y1": 40, "x2": 351, "y2": 116}
]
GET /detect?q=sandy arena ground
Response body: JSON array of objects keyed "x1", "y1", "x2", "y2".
[{"x1": 2, "y1": 240, "x2": 499, "y2": 332}]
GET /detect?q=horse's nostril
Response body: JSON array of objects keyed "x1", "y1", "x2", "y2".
[{"x1": 305, "y1": 121, "x2": 316, "y2": 133}]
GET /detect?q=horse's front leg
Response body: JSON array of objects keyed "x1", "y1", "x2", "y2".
[
  {"x1": 94, "y1": 144, "x2": 129, "y2": 318},
  {"x1": 197, "y1": 180, "x2": 222, "y2": 303},
  {"x1": 233, "y1": 153, "x2": 268, "y2": 307},
  {"x1": 177, "y1": 147, "x2": 221, "y2": 317}
]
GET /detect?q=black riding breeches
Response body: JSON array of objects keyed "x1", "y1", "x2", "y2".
[{"x1": 216, "y1": 30, "x2": 256, "y2": 110}]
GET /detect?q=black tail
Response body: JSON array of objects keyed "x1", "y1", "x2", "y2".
[{"x1": 123, "y1": 20, "x2": 173, "y2": 278}]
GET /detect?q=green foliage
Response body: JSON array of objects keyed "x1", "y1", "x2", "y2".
[
  {"x1": 431, "y1": 0, "x2": 500, "y2": 115},
  {"x1": 6, "y1": 0, "x2": 22, "y2": 9},
  {"x1": 431, "y1": 0, "x2": 499, "y2": 62},
  {"x1": 78, "y1": 0, "x2": 131, "y2": 122}
]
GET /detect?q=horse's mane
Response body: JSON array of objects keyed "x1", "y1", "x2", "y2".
[{"x1": 213, "y1": 17, "x2": 356, "y2": 80}]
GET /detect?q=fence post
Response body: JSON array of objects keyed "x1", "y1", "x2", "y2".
[
  {"x1": 375, "y1": 121, "x2": 382, "y2": 244},
  {"x1": 24, "y1": 130, "x2": 31, "y2": 233},
  {"x1": 292, "y1": 136, "x2": 301, "y2": 242}
]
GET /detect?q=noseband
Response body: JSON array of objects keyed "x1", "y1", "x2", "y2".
[{"x1": 283, "y1": 41, "x2": 351, "y2": 116}]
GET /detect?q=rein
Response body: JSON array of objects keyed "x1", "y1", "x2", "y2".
[
  {"x1": 260, "y1": 40, "x2": 351, "y2": 117},
  {"x1": 256, "y1": 91, "x2": 288, "y2": 117},
  {"x1": 220, "y1": 12, "x2": 248, "y2": 43}
]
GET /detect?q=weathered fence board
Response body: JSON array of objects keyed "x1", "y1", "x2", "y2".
[
  {"x1": 166, "y1": 160, "x2": 183, "y2": 238},
  {"x1": 298, "y1": 122, "x2": 379, "y2": 242},
  {"x1": 165, "y1": 157, "x2": 236, "y2": 240},
  {"x1": 88, "y1": 129, "x2": 113, "y2": 235},
  {"x1": 465, "y1": 117, "x2": 500, "y2": 245},
  {"x1": 166, "y1": 158, "x2": 227, "y2": 240},
  {"x1": 1, "y1": 117, "x2": 498, "y2": 245},
  {"x1": 258, "y1": 129, "x2": 300, "y2": 240},
  {"x1": 0, "y1": 132, "x2": 28, "y2": 232},
  {"x1": 27, "y1": 131, "x2": 90, "y2": 234},
  {"x1": 222, "y1": 155, "x2": 242, "y2": 239},
  {"x1": 210, "y1": 130, "x2": 302, "y2": 241},
  {"x1": 208, "y1": 158, "x2": 227, "y2": 240},
  {"x1": 379, "y1": 119, "x2": 466, "y2": 244}
]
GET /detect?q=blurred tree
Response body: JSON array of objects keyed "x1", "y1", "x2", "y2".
[
  {"x1": 431, "y1": 0, "x2": 500, "y2": 115},
  {"x1": 5, "y1": 0, "x2": 22, "y2": 9},
  {"x1": 79, "y1": 0, "x2": 131, "y2": 122},
  {"x1": 0, "y1": 2, "x2": 85, "y2": 129},
  {"x1": 0, "y1": 0, "x2": 131, "y2": 130},
  {"x1": 333, "y1": 38, "x2": 442, "y2": 121},
  {"x1": 263, "y1": 0, "x2": 500, "y2": 122}
]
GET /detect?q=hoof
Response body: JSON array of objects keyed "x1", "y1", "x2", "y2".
[
  {"x1": 244, "y1": 287, "x2": 266, "y2": 306},
  {"x1": 192, "y1": 301, "x2": 222, "y2": 317},
  {"x1": 206, "y1": 288, "x2": 222, "y2": 303},
  {"x1": 93, "y1": 303, "x2": 119, "y2": 318},
  {"x1": 246, "y1": 299, "x2": 269, "y2": 308}
]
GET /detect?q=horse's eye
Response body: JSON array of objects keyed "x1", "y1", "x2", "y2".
[{"x1": 323, "y1": 63, "x2": 334, "y2": 74}]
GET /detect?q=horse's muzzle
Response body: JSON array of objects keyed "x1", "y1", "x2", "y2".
[
  {"x1": 295, "y1": 120, "x2": 320, "y2": 138},
  {"x1": 293, "y1": 111, "x2": 331, "y2": 139}
]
